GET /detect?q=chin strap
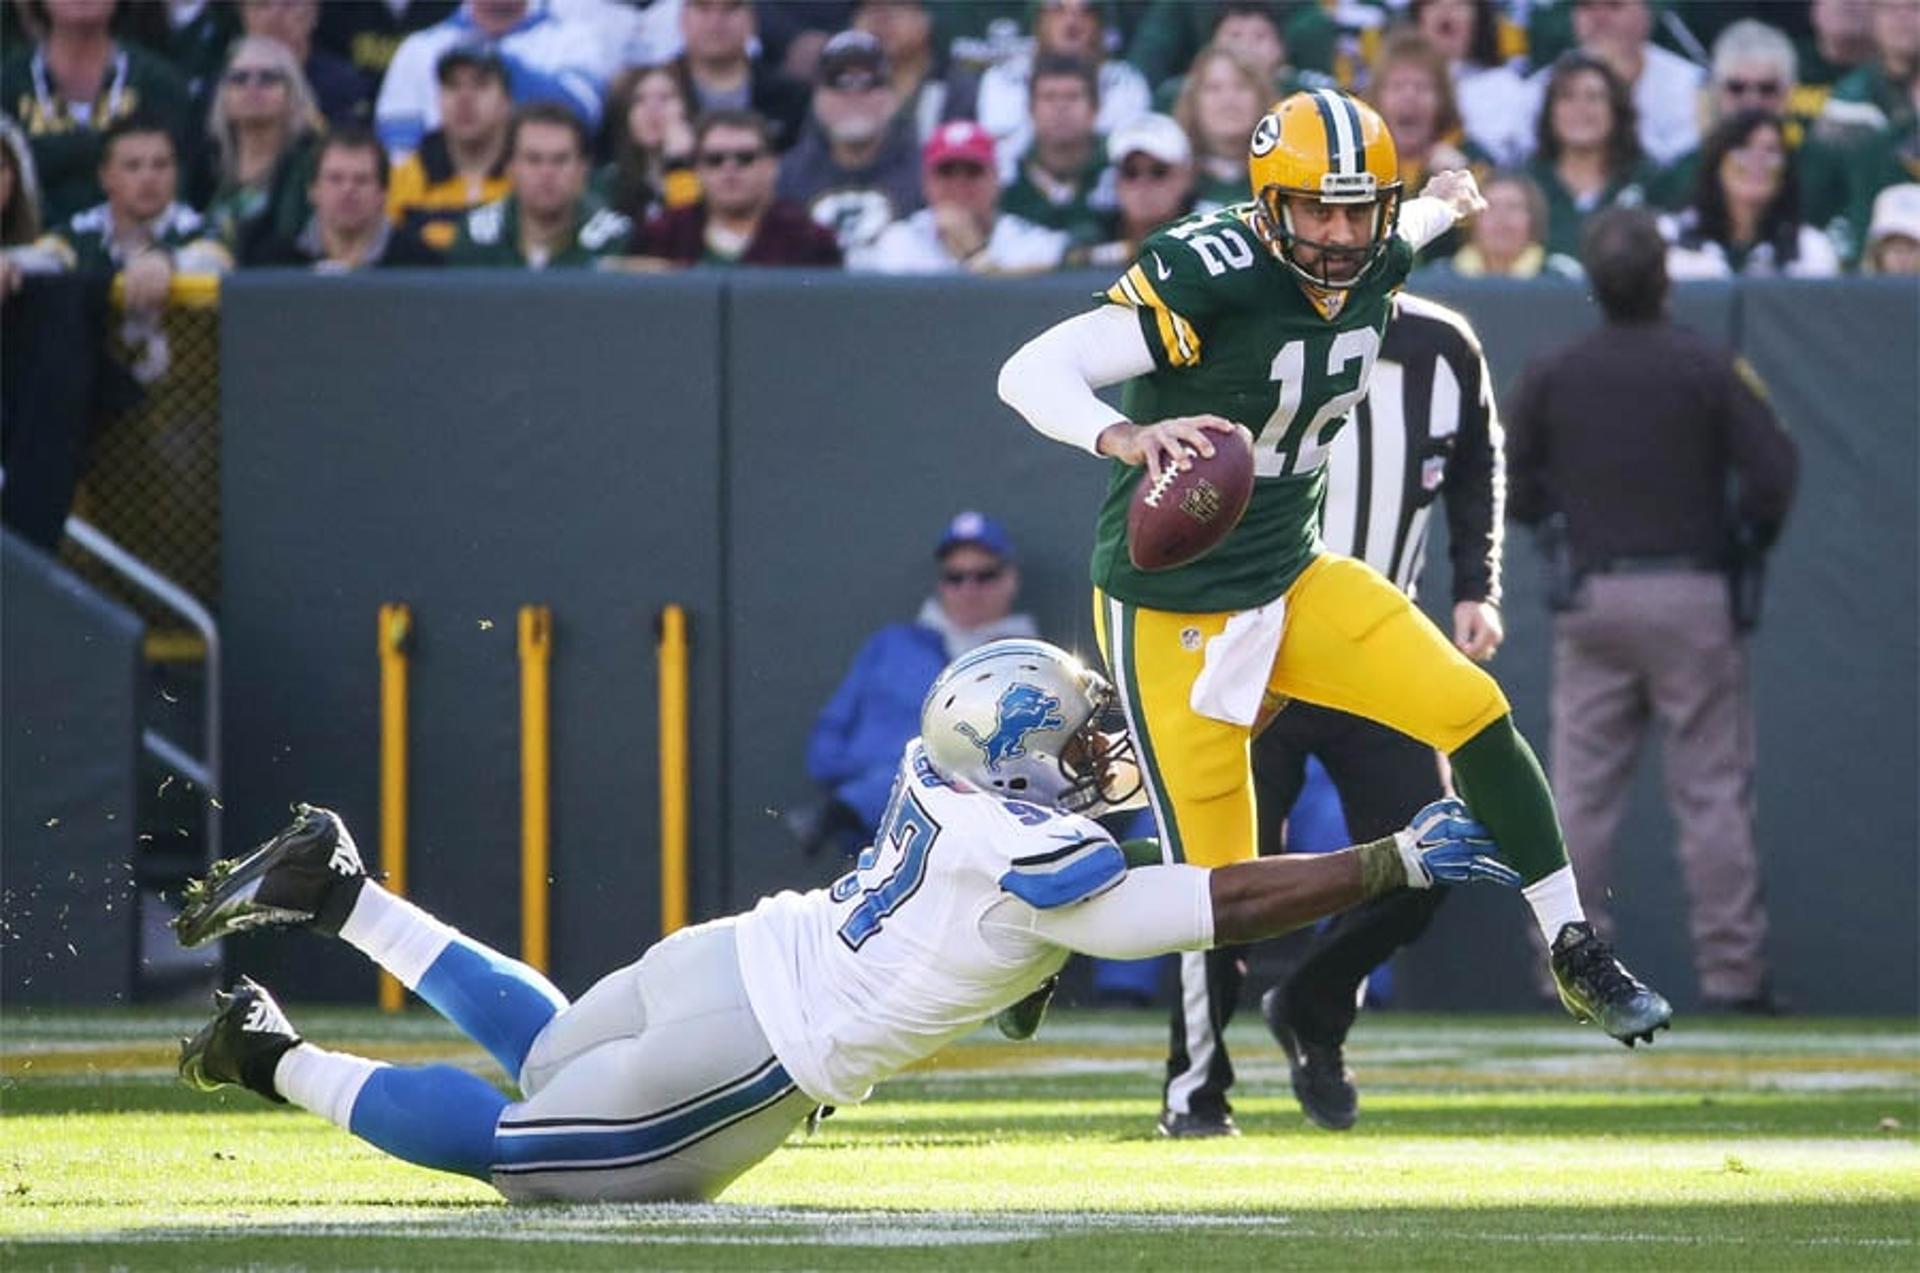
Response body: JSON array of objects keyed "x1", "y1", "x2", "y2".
[{"x1": 1255, "y1": 186, "x2": 1402, "y2": 296}]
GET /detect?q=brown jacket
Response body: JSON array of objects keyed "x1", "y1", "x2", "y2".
[{"x1": 1506, "y1": 320, "x2": 1799, "y2": 570}]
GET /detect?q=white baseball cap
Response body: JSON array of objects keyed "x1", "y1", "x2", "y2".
[
  {"x1": 1106, "y1": 113, "x2": 1191, "y2": 167},
  {"x1": 1866, "y1": 183, "x2": 1920, "y2": 249}
]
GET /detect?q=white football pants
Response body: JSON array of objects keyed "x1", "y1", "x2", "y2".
[{"x1": 491, "y1": 918, "x2": 813, "y2": 1202}]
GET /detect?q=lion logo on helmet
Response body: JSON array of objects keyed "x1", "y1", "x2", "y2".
[{"x1": 954, "y1": 683, "x2": 1065, "y2": 773}]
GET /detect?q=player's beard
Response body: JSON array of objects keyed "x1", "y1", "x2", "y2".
[
  {"x1": 1297, "y1": 239, "x2": 1367, "y2": 287},
  {"x1": 1252, "y1": 194, "x2": 1382, "y2": 290}
]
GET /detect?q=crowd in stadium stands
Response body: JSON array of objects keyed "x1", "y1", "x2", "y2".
[{"x1": 3, "y1": 0, "x2": 1919, "y2": 297}]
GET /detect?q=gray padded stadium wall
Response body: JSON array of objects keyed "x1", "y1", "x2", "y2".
[
  {"x1": 221, "y1": 274, "x2": 724, "y2": 999},
  {"x1": 218, "y1": 273, "x2": 1916, "y2": 1013},
  {"x1": 721, "y1": 274, "x2": 1114, "y2": 908},
  {"x1": 1725, "y1": 280, "x2": 1917, "y2": 1013},
  {"x1": 2, "y1": 531, "x2": 143, "y2": 1005}
]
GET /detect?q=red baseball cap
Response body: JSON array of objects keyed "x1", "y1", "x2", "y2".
[{"x1": 923, "y1": 121, "x2": 996, "y2": 172}]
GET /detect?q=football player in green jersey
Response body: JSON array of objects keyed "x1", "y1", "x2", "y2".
[{"x1": 1000, "y1": 87, "x2": 1671, "y2": 1139}]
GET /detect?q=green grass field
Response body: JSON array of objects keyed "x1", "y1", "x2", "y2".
[{"x1": 2, "y1": 1006, "x2": 1915, "y2": 1270}]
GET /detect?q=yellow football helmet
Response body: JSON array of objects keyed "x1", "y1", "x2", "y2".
[{"x1": 1247, "y1": 89, "x2": 1403, "y2": 290}]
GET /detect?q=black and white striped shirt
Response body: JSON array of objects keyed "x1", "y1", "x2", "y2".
[{"x1": 1319, "y1": 293, "x2": 1504, "y2": 604}]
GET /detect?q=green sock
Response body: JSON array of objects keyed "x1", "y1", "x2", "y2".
[{"x1": 1448, "y1": 715, "x2": 1568, "y2": 885}]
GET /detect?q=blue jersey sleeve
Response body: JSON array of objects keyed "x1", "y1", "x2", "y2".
[{"x1": 998, "y1": 838, "x2": 1128, "y2": 910}]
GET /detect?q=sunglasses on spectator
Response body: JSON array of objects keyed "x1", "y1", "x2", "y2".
[
  {"x1": 698, "y1": 148, "x2": 765, "y2": 169},
  {"x1": 1119, "y1": 160, "x2": 1174, "y2": 181},
  {"x1": 932, "y1": 161, "x2": 989, "y2": 179},
  {"x1": 1721, "y1": 78, "x2": 1783, "y2": 98},
  {"x1": 940, "y1": 565, "x2": 1006, "y2": 586},
  {"x1": 225, "y1": 67, "x2": 288, "y2": 87}
]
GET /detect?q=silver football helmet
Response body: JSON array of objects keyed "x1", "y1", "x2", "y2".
[{"x1": 919, "y1": 639, "x2": 1141, "y2": 813}]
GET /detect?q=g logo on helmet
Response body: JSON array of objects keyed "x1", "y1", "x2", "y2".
[{"x1": 1249, "y1": 112, "x2": 1282, "y2": 157}]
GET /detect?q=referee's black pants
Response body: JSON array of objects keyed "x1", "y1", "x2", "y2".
[{"x1": 1250, "y1": 701, "x2": 1449, "y2": 1050}]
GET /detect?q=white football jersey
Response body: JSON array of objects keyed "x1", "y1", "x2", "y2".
[{"x1": 735, "y1": 741, "x2": 1126, "y2": 1106}]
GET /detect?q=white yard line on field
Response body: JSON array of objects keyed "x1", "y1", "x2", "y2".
[{"x1": 10, "y1": 1205, "x2": 1916, "y2": 1252}]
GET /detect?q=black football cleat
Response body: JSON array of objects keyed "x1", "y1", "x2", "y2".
[
  {"x1": 994, "y1": 975, "x2": 1059, "y2": 1041},
  {"x1": 179, "y1": 976, "x2": 301, "y2": 1103},
  {"x1": 173, "y1": 803, "x2": 367, "y2": 948},
  {"x1": 1550, "y1": 921, "x2": 1674, "y2": 1047},
  {"x1": 1261, "y1": 987, "x2": 1358, "y2": 1131},
  {"x1": 1156, "y1": 1108, "x2": 1240, "y2": 1139}
]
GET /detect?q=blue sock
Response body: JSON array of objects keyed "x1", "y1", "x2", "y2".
[
  {"x1": 348, "y1": 1064, "x2": 508, "y2": 1180},
  {"x1": 414, "y1": 937, "x2": 567, "y2": 1081}
]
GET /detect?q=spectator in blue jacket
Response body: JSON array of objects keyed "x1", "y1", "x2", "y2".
[
  {"x1": 805, "y1": 511, "x2": 1039, "y2": 843},
  {"x1": 374, "y1": 1, "x2": 614, "y2": 156}
]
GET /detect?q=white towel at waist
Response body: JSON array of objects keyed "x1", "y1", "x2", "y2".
[{"x1": 1188, "y1": 595, "x2": 1289, "y2": 727}]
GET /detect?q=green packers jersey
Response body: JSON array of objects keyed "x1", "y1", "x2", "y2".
[
  {"x1": 446, "y1": 195, "x2": 632, "y2": 268},
  {"x1": 1000, "y1": 143, "x2": 1113, "y2": 243},
  {"x1": 2, "y1": 44, "x2": 193, "y2": 224},
  {"x1": 39, "y1": 200, "x2": 224, "y2": 273},
  {"x1": 1089, "y1": 201, "x2": 1415, "y2": 612}
]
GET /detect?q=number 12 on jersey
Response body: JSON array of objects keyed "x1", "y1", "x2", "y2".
[
  {"x1": 1253, "y1": 327, "x2": 1381, "y2": 478},
  {"x1": 830, "y1": 793, "x2": 941, "y2": 950}
]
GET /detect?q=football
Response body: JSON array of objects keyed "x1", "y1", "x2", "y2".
[{"x1": 1125, "y1": 427, "x2": 1255, "y2": 572}]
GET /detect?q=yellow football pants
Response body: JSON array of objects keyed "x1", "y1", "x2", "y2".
[{"x1": 1095, "y1": 553, "x2": 1510, "y2": 867}]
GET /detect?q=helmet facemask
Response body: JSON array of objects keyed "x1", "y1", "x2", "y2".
[
  {"x1": 1253, "y1": 175, "x2": 1403, "y2": 291},
  {"x1": 1056, "y1": 679, "x2": 1144, "y2": 814}
]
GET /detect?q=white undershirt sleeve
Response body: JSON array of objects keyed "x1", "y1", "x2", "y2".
[
  {"x1": 1396, "y1": 196, "x2": 1460, "y2": 251},
  {"x1": 997, "y1": 305, "x2": 1157, "y2": 457},
  {"x1": 980, "y1": 864, "x2": 1214, "y2": 960}
]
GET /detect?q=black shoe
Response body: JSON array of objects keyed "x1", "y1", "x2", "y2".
[
  {"x1": 1261, "y1": 986, "x2": 1358, "y2": 1131},
  {"x1": 179, "y1": 976, "x2": 301, "y2": 1103},
  {"x1": 994, "y1": 975, "x2": 1059, "y2": 1041},
  {"x1": 173, "y1": 804, "x2": 367, "y2": 948},
  {"x1": 1549, "y1": 921, "x2": 1673, "y2": 1047},
  {"x1": 1157, "y1": 1108, "x2": 1240, "y2": 1139}
]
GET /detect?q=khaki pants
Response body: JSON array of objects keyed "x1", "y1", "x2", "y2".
[{"x1": 1550, "y1": 571, "x2": 1769, "y2": 1000}]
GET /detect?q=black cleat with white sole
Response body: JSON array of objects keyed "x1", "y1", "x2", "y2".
[
  {"x1": 1550, "y1": 921, "x2": 1673, "y2": 1047},
  {"x1": 1156, "y1": 1109, "x2": 1240, "y2": 1139},
  {"x1": 172, "y1": 803, "x2": 367, "y2": 948},
  {"x1": 179, "y1": 976, "x2": 301, "y2": 1102}
]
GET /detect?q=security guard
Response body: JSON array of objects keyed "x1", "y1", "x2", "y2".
[{"x1": 1505, "y1": 206, "x2": 1799, "y2": 1011}]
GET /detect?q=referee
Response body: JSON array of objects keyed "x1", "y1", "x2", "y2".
[{"x1": 1249, "y1": 291, "x2": 1507, "y2": 1132}]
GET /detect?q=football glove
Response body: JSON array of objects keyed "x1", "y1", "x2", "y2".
[{"x1": 1394, "y1": 798, "x2": 1522, "y2": 889}]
